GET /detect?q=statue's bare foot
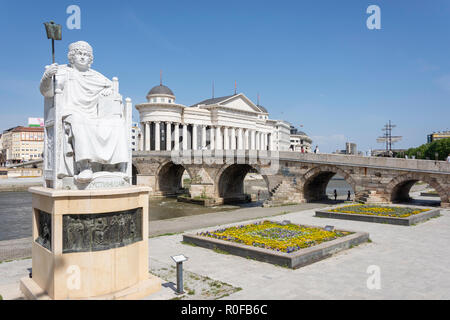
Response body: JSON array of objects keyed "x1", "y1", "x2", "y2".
[{"x1": 76, "y1": 169, "x2": 93, "y2": 183}]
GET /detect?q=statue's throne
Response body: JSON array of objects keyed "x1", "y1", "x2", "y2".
[{"x1": 43, "y1": 75, "x2": 132, "y2": 189}]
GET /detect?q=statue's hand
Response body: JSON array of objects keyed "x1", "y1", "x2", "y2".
[
  {"x1": 100, "y1": 87, "x2": 113, "y2": 96},
  {"x1": 44, "y1": 63, "x2": 58, "y2": 79}
]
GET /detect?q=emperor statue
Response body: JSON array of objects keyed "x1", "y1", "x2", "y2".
[{"x1": 39, "y1": 41, "x2": 129, "y2": 184}]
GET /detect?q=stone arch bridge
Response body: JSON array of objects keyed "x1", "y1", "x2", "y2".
[{"x1": 133, "y1": 151, "x2": 450, "y2": 208}]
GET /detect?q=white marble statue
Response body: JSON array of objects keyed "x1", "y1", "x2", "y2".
[{"x1": 40, "y1": 41, "x2": 129, "y2": 185}]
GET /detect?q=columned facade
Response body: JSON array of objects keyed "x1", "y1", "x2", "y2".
[{"x1": 135, "y1": 84, "x2": 294, "y2": 153}]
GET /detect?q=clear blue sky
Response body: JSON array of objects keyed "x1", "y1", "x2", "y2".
[{"x1": 1, "y1": 0, "x2": 449, "y2": 153}]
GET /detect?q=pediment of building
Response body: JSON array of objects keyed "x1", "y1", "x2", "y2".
[{"x1": 218, "y1": 94, "x2": 261, "y2": 113}]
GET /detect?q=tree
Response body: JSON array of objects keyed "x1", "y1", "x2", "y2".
[{"x1": 402, "y1": 138, "x2": 450, "y2": 160}]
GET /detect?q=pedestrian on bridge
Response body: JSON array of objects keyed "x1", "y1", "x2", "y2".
[
  {"x1": 347, "y1": 190, "x2": 351, "y2": 201},
  {"x1": 334, "y1": 189, "x2": 337, "y2": 201}
]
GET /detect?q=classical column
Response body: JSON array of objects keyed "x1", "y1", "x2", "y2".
[
  {"x1": 230, "y1": 128, "x2": 236, "y2": 150},
  {"x1": 182, "y1": 124, "x2": 188, "y2": 150},
  {"x1": 223, "y1": 127, "x2": 229, "y2": 150},
  {"x1": 145, "y1": 122, "x2": 150, "y2": 151},
  {"x1": 244, "y1": 129, "x2": 249, "y2": 150},
  {"x1": 192, "y1": 124, "x2": 198, "y2": 150},
  {"x1": 155, "y1": 122, "x2": 160, "y2": 151},
  {"x1": 216, "y1": 126, "x2": 222, "y2": 150},
  {"x1": 210, "y1": 126, "x2": 215, "y2": 150},
  {"x1": 260, "y1": 133, "x2": 265, "y2": 150},
  {"x1": 202, "y1": 125, "x2": 207, "y2": 149},
  {"x1": 261, "y1": 133, "x2": 265, "y2": 150},
  {"x1": 166, "y1": 122, "x2": 172, "y2": 151},
  {"x1": 174, "y1": 123, "x2": 180, "y2": 151},
  {"x1": 237, "y1": 128, "x2": 243, "y2": 150},
  {"x1": 269, "y1": 132, "x2": 275, "y2": 151},
  {"x1": 251, "y1": 130, "x2": 256, "y2": 150}
]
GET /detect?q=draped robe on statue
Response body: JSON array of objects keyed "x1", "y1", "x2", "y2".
[{"x1": 50, "y1": 65, "x2": 129, "y2": 178}]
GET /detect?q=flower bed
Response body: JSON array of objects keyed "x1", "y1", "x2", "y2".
[
  {"x1": 197, "y1": 221, "x2": 351, "y2": 253},
  {"x1": 315, "y1": 204, "x2": 440, "y2": 226},
  {"x1": 183, "y1": 221, "x2": 369, "y2": 269},
  {"x1": 329, "y1": 204, "x2": 430, "y2": 218}
]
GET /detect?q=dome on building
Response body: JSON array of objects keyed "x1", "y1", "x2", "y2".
[{"x1": 147, "y1": 84, "x2": 174, "y2": 97}]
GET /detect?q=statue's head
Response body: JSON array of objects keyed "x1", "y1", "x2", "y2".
[{"x1": 68, "y1": 41, "x2": 94, "y2": 70}]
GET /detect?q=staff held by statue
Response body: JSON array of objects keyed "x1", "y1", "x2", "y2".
[{"x1": 43, "y1": 21, "x2": 62, "y2": 95}]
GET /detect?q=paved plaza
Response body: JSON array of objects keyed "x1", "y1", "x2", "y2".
[{"x1": 1, "y1": 198, "x2": 449, "y2": 300}]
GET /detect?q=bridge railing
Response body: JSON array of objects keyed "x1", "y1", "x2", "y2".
[{"x1": 278, "y1": 152, "x2": 450, "y2": 173}]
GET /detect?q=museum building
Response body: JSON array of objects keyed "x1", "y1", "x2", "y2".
[{"x1": 135, "y1": 83, "x2": 292, "y2": 152}]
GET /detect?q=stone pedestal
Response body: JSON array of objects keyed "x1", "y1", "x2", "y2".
[{"x1": 20, "y1": 186, "x2": 161, "y2": 300}]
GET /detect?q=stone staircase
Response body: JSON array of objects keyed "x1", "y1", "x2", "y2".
[
  {"x1": 355, "y1": 190, "x2": 388, "y2": 204},
  {"x1": 264, "y1": 180, "x2": 303, "y2": 207}
]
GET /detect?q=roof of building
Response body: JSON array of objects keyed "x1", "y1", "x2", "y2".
[
  {"x1": 147, "y1": 84, "x2": 174, "y2": 96},
  {"x1": 189, "y1": 95, "x2": 236, "y2": 108},
  {"x1": 11, "y1": 126, "x2": 44, "y2": 132},
  {"x1": 256, "y1": 104, "x2": 268, "y2": 113}
]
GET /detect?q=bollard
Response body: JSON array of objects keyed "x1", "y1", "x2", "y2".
[
  {"x1": 171, "y1": 255, "x2": 188, "y2": 295},
  {"x1": 176, "y1": 261, "x2": 184, "y2": 294}
]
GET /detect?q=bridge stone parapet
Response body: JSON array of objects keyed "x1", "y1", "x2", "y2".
[
  {"x1": 277, "y1": 151, "x2": 450, "y2": 173},
  {"x1": 132, "y1": 151, "x2": 450, "y2": 208}
]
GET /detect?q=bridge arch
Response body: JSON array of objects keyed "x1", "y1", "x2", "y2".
[
  {"x1": 301, "y1": 165, "x2": 357, "y2": 202},
  {"x1": 156, "y1": 161, "x2": 192, "y2": 196},
  {"x1": 386, "y1": 173, "x2": 448, "y2": 204},
  {"x1": 215, "y1": 163, "x2": 269, "y2": 203}
]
